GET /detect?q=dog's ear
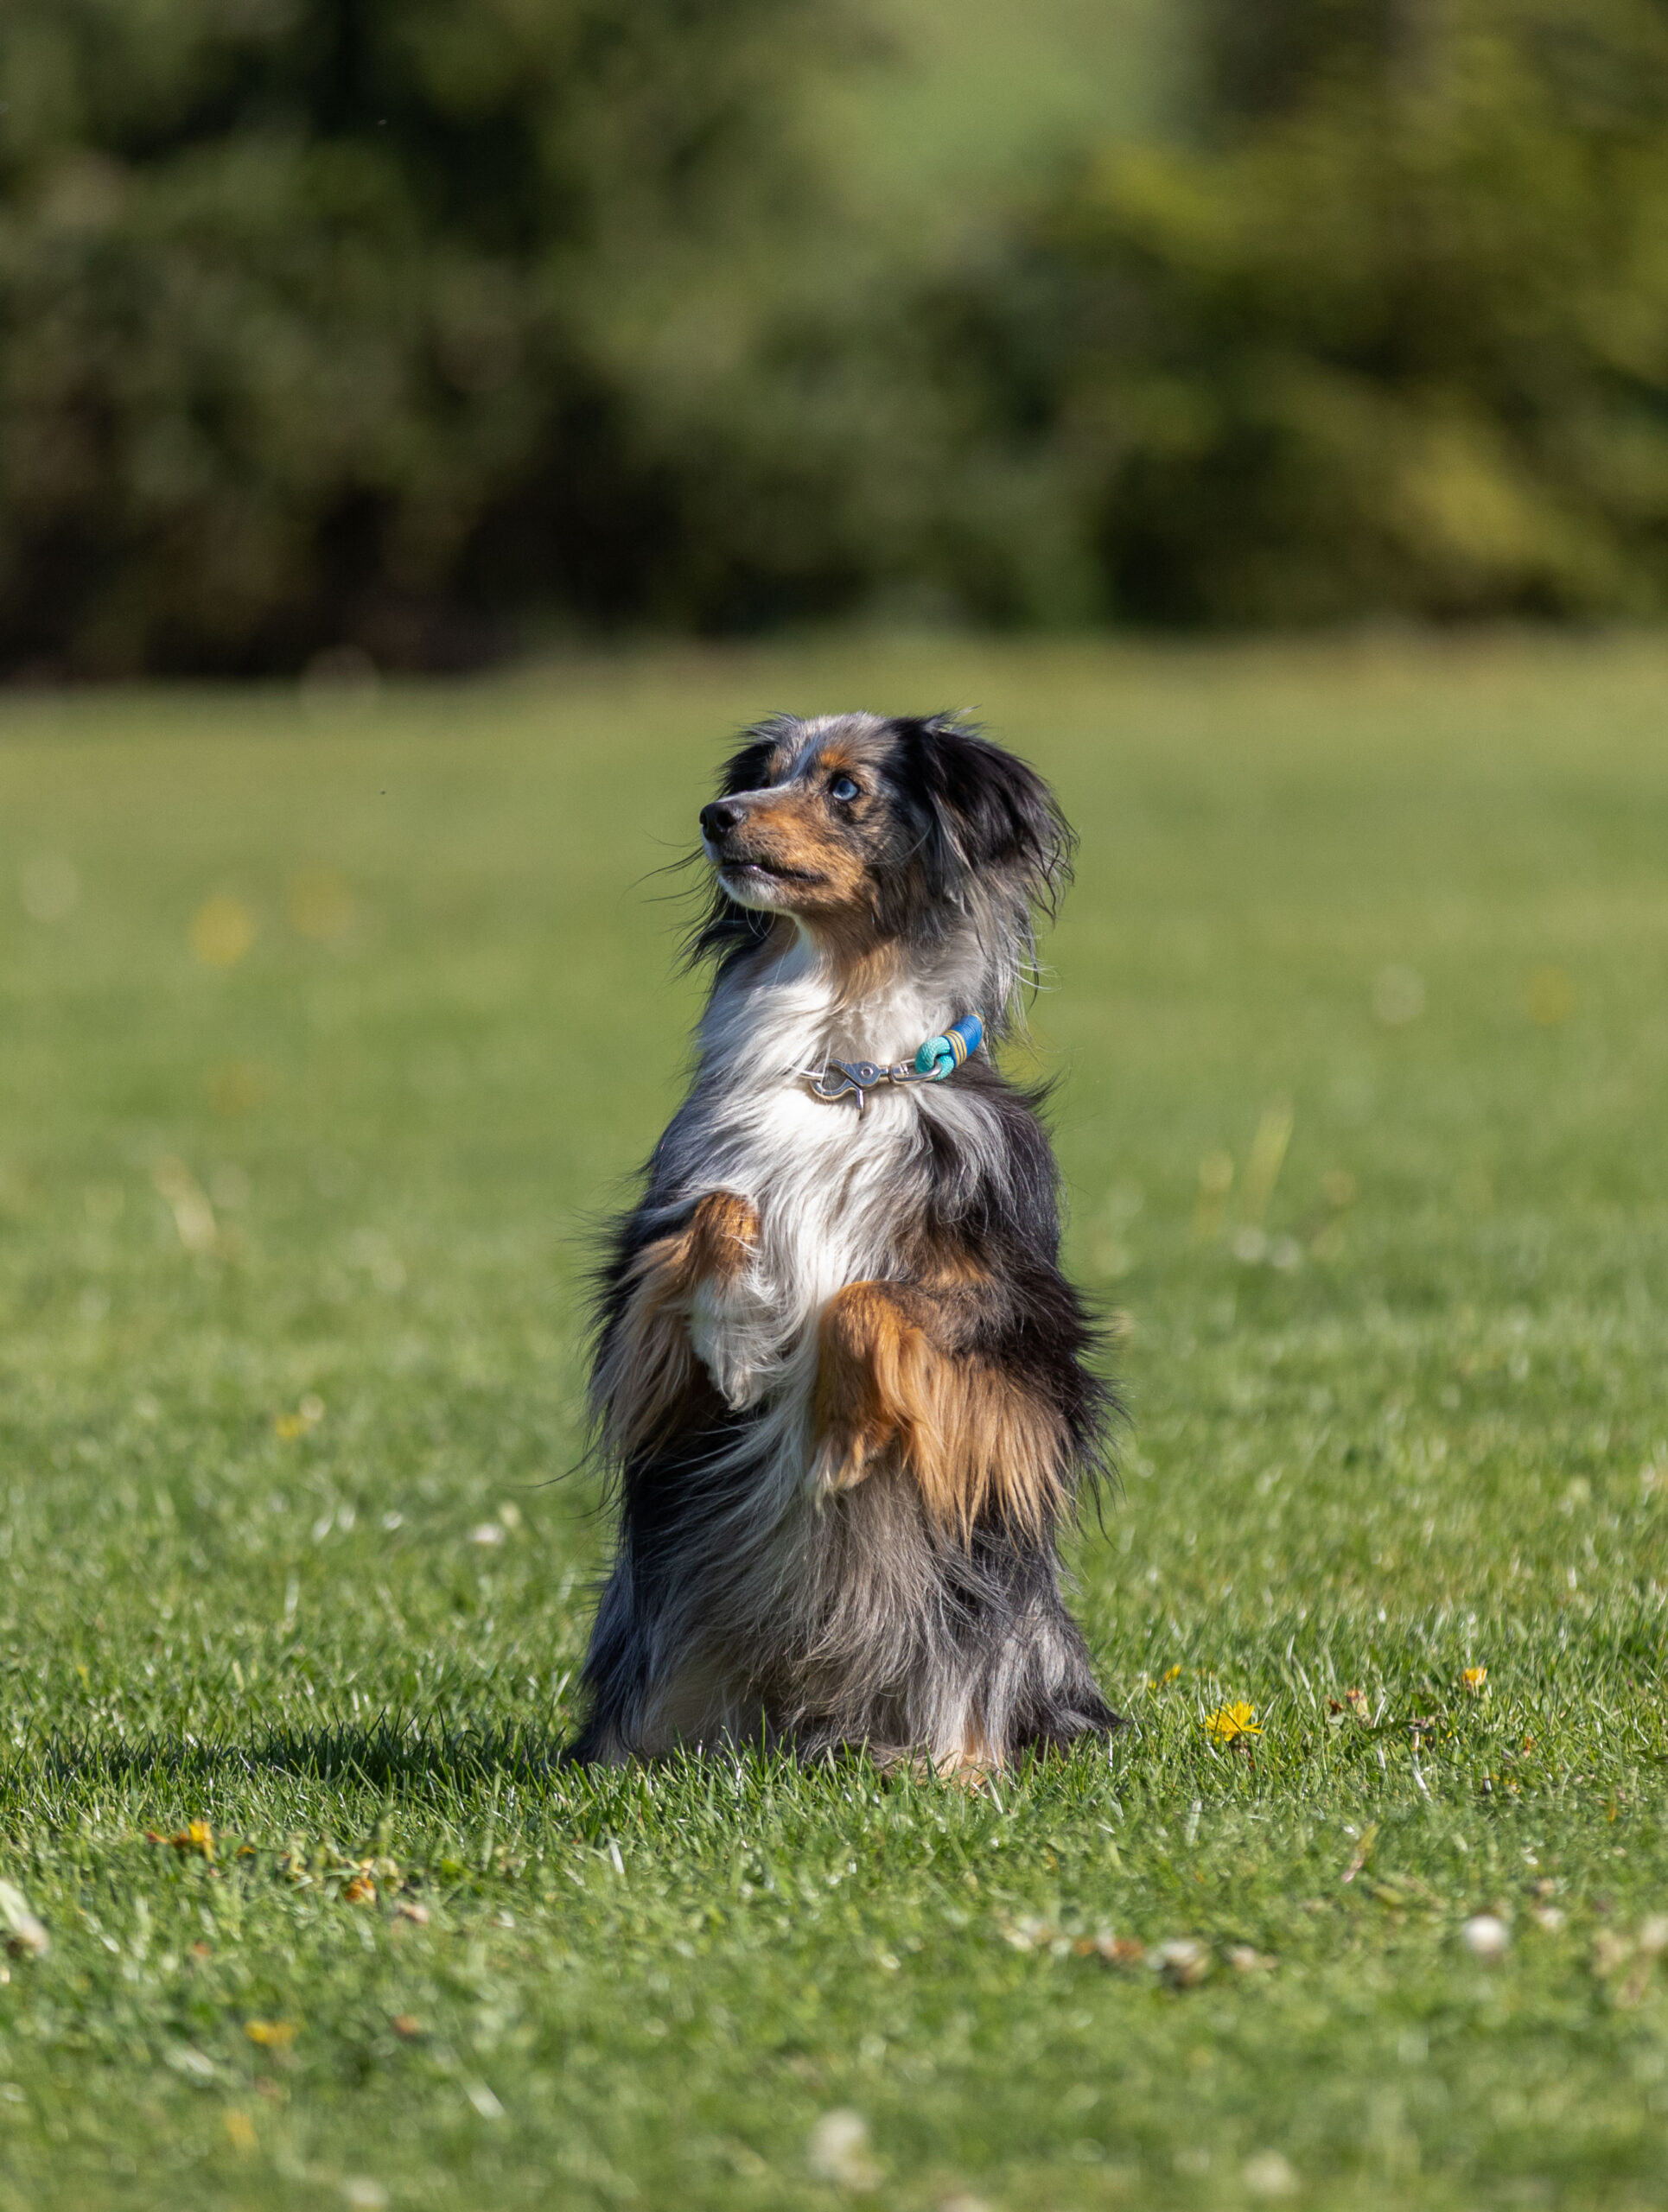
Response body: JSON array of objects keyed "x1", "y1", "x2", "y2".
[{"x1": 895, "y1": 715, "x2": 1074, "y2": 917}]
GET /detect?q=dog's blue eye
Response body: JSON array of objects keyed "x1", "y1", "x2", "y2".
[{"x1": 828, "y1": 774, "x2": 859, "y2": 804}]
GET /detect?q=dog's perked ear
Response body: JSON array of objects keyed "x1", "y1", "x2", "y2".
[{"x1": 892, "y1": 715, "x2": 1075, "y2": 920}]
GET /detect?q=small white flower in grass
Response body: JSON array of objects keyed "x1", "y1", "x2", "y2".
[
  {"x1": 807, "y1": 2109, "x2": 882, "y2": 2190},
  {"x1": 1153, "y1": 1936, "x2": 1210, "y2": 1987},
  {"x1": 1228, "y1": 1944, "x2": 1277, "y2": 1974},
  {"x1": 1462, "y1": 1914, "x2": 1510, "y2": 1959},
  {"x1": 1244, "y1": 2150, "x2": 1299, "y2": 2196},
  {"x1": 0, "y1": 1880, "x2": 48, "y2": 1958}
]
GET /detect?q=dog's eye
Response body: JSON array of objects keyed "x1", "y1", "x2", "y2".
[{"x1": 827, "y1": 774, "x2": 860, "y2": 804}]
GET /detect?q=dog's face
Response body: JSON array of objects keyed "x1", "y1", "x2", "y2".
[
  {"x1": 698, "y1": 717, "x2": 894, "y2": 924},
  {"x1": 697, "y1": 713, "x2": 1069, "y2": 950}
]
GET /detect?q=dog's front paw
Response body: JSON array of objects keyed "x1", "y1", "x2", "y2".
[
  {"x1": 806, "y1": 1421, "x2": 873, "y2": 1498},
  {"x1": 688, "y1": 1279, "x2": 773, "y2": 1408}
]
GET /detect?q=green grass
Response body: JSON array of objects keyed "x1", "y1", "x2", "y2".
[{"x1": 2, "y1": 632, "x2": 1668, "y2": 2210}]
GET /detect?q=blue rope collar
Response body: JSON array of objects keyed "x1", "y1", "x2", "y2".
[{"x1": 810, "y1": 1014, "x2": 983, "y2": 1114}]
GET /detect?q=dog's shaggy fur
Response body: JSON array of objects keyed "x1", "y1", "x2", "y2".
[{"x1": 570, "y1": 712, "x2": 1118, "y2": 1774}]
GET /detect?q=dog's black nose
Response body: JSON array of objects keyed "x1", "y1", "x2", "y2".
[{"x1": 700, "y1": 800, "x2": 746, "y2": 842}]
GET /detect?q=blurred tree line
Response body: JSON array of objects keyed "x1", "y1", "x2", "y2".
[{"x1": 3, "y1": 0, "x2": 1668, "y2": 673}]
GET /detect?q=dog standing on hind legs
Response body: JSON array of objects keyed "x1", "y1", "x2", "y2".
[{"x1": 570, "y1": 711, "x2": 1119, "y2": 1775}]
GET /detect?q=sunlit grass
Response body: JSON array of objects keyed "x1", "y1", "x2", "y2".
[{"x1": 1, "y1": 632, "x2": 1666, "y2": 2209}]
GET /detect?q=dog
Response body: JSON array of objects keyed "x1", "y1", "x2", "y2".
[{"x1": 570, "y1": 711, "x2": 1118, "y2": 1774}]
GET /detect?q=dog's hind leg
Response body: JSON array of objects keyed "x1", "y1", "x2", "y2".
[
  {"x1": 566, "y1": 1554, "x2": 648, "y2": 1765},
  {"x1": 570, "y1": 1549, "x2": 747, "y2": 1764}
]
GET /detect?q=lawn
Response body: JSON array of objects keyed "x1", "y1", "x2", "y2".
[{"x1": 2, "y1": 632, "x2": 1667, "y2": 2210}]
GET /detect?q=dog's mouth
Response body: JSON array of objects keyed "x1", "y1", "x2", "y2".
[{"x1": 712, "y1": 850, "x2": 824, "y2": 893}]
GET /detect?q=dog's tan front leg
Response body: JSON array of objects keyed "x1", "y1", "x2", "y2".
[
  {"x1": 811, "y1": 1281, "x2": 940, "y2": 1497},
  {"x1": 678, "y1": 1191, "x2": 762, "y2": 1293},
  {"x1": 811, "y1": 1275, "x2": 1071, "y2": 1536},
  {"x1": 596, "y1": 1192, "x2": 761, "y2": 1452},
  {"x1": 682, "y1": 1191, "x2": 773, "y2": 1407}
]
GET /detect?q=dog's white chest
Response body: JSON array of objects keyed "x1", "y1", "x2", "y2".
[
  {"x1": 684, "y1": 1074, "x2": 920, "y2": 1409},
  {"x1": 671, "y1": 947, "x2": 978, "y2": 1414}
]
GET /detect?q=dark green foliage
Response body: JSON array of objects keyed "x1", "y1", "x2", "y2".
[
  {"x1": 7, "y1": 0, "x2": 1668, "y2": 664},
  {"x1": 970, "y1": 0, "x2": 1668, "y2": 623},
  {"x1": 0, "y1": 0, "x2": 831, "y2": 673}
]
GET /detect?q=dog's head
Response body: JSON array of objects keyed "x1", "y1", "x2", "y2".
[{"x1": 693, "y1": 714, "x2": 1072, "y2": 989}]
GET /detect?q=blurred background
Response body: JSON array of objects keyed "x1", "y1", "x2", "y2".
[
  {"x1": 4, "y1": 18, "x2": 1668, "y2": 2196},
  {"x1": 7, "y1": 0, "x2": 1668, "y2": 677}
]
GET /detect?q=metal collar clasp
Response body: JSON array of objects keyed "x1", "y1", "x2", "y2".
[{"x1": 809, "y1": 1058, "x2": 933, "y2": 1114}]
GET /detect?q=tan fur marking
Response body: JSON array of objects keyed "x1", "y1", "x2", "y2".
[
  {"x1": 815, "y1": 919, "x2": 901, "y2": 1000},
  {"x1": 597, "y1": 1192, "x2": 761, "y2": 1454},
  {"x1": 680, "y1": 1189, "x2": 761, "y2": 1289},
  {"x1": 812, "y1": 1281, "x2": 1068, "y2": 1537},
  {"x1": 940, "y1": 1723, "x2": 998, "y2": 1785},
  {"x1": 722, "y1": 728, "x2": 907, "y2": 986},
  {"x1": 729, "y1": 795, "x2": 869, "y2": 911},
  {"x1": 908, "y1": 1240, "x2": 993, "y2": 1293}
]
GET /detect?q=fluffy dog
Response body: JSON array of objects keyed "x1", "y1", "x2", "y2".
[{"x1": 570, "y1": 712, "x2": 1117, "y2": 1773}]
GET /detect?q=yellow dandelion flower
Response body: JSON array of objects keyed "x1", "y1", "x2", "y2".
[
  {"x1": 189, "y1": 894, "x2": 254, "y2": 969},
  {"x1": 1206, "y1": 1701, "x2": 1262, "y2": 1744},
  {"x1": 1462, "y1": 1666, "x2": 1488, "y2": 1694},
  {"x1": 147, "y1": 1819, "x2": 215, "y2": 1859}
]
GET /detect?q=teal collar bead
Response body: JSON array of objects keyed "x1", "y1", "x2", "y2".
[{"x1": 914, "y1": 1014, "x2": 983, "y2": 1077}]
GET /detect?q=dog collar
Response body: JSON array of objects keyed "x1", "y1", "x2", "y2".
[{"x1": 810, "y1": 1014, "x2": 983, "y2": 1114}]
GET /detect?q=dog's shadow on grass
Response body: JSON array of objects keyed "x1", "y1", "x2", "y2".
[
  {"x1": 29, "y1": 1713, "x2": 577, "y2": 1800},
  {"x1": 22, "y1": 1719, "x2": 1123, "y2": 1821}
]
